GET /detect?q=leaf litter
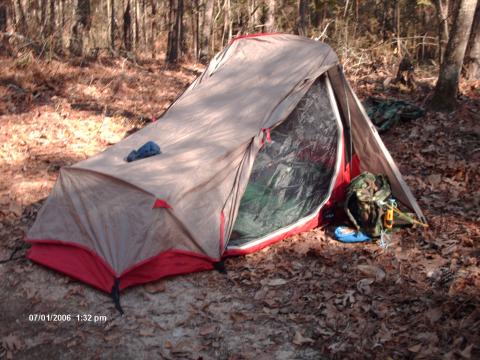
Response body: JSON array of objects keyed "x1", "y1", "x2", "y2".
[{"x1": 0, "y1": 54, "x2": 479, "y2": 358}]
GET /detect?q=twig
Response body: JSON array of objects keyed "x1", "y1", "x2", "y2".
[{"x1": 0, "y1": 246, "x2": 25, "y2": 264}]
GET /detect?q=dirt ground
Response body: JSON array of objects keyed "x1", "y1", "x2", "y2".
[{"x1": 0, "y1": 54, "x2": 479, "y2": 360}]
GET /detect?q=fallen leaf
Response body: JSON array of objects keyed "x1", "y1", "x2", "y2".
[
  {"x1": 267, "y1": 278, "x2": 288, "y2": 286},
  {"x1": 104, "y1": 333, "x2": 121, "y2": 342},
  {"x1": 408, "y1": 344, "x2": 422, "y2": 353},
  {"x1": 199, "y1": 324, "x2": 216, "y2": 336},
  {"x1": 357, "y1": 264, "x2": 386, "y2": 282},
  {"x1": 2, "y1": 335, "x2": 22, "y2": 352},
  {"x1": 459, "y1": 344, "x2": 473, "y2": 359},
  {"x1": 293, "y1": 331, "x2": 314, "y2": 346},
  {"x1": 426, "y1": 174, "x2": 442, "y2": 186},
  {"x1": 357, "y1": 278, "x2": 374, "y2": 295},
  {"x1": 139, "y1": 328, "x2": 155, "y2": 337},
  {"x1": 316, "y1": 327, "x2": 334, "y2": 337},
  {"x1": 170, "y1": 339, "x2": 193, "y2": 354},
  {"x1": 144, "y1": 280, "x2": 166, "y2": 294},
  {"x1": 230, "y1": 312, "x2": 250, "y2": 322},
  {"x1": 425, "y1": 307, "x2": 442, "y2": 323},
  {"x1": 8, "y1": 202, "x2": 22, "y2": 217}
]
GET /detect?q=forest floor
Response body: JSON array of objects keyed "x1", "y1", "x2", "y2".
[{"x1": 0, "y1": 53, "x2": 479, "y2": 360}]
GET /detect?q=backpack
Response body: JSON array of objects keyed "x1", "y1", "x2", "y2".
[{"x1": 344, "y1": 172, "x2": 392, "y2": 238}]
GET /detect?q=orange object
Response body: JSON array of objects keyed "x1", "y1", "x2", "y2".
[{"x1": 384, "y1": 204, "x2": 394, "y2": 229}]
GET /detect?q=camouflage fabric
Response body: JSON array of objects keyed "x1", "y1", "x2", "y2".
[
  {"x1": 364, "y1": 97, "x2": 425, "y2": 133},
  {"x1": 345, "y1": 172, "x2": 392, "y2": 238}
]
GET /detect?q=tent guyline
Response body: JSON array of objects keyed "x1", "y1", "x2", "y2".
[{"x1": 26, "y1": 34, "x2": 425, "y2": 309}]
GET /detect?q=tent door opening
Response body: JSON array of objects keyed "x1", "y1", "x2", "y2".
[{"x1": 227, "y1": 75, "x2": 343, "y2": 250}]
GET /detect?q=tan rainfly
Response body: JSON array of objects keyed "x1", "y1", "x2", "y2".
[{"x1": 27, "y1": 34, "x2": 425, "y2": 293}]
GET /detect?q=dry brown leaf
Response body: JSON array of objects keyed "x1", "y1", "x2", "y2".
[
  {"x1": 425, "y1": 307, "x2": 442, "y2": 323},
  {"x1": 1, "y1": 335, "x2": 22, "y2": 352},
  {"x1": 426, "y1": 174, "x2": 442, "y2": 186},
  {"x1": 459, "y1": 344, "x2": 473, "y2": 359},
  {"x1": 139, "y1": 328, "x2": 155, "y2": 337},
  {"x1": 170, "y1": 339, "x2": 193, "y2": 354},
  {"x1": 230, "y1": 312, "x2": 250, "y2": 322},
  {"x1": 199, "y1": 324, "x2": 216, "y2": 336},
  {"x1": 357, "y1": 278, "x2": 374, "y2": 294},
  {"x1": 357, "y1": 264, "x2": 386, "y2": 282},
  {"x1": 8, "y1": 202, "x2": 22, "y2": 217},
  {"x1": 267, "y1": 278, "x2": 288, "y2": 286},
  {"x1": 144, "y1": 280, "x2": 166, "y2": 294},
  {"x1": 408, "y1": 344, "x2": 422, "y2": 353},
  {"x1": 293, "y1": 331, "x2": 314, "y2": 346},
  {"x1": 104, "y1": 333, "x2": 121, "y2": 342}
]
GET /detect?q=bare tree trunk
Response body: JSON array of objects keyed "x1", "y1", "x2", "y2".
[
  {"x1": 59, "y1": 0, "x2": 66, "y2": 51},
  {"x1": 107, "y1": 0, "x2": 115, "y2": 50},
  {"x1": 201, "y1": 0, "x2": 213, "y2": 61},
  {"x1": 380, "y1": 0, "x2": 389, "y2": 40},
  {"x1": 0, "y1": 2, "x2": 7, "y2": 32},
  {"x1": 297, "y1": 0, "x2": 308, "y2": 36},
  {"x1": 434, "y1": 0, "x2": 450, "y2": 64},
  {"x1": 40, "y1": 0, "x2": 48, "y2": 32},
  {"x1": 265, "y1": 0, "x2": 275, "y2": 32},
  {"x1": 465, "y1": 4, "x2": 480, "y2": 79},
  {"x1": 394, "y1": 0, "x2": 401, "y2": 56},
  {"x1": 47, "y1": 0, "x2": 55, "y2": 34},
  {"x1": 142, "y1": 0, "x2": 147, "y2": 48},
  {"x1": 0, "y1": 1, "x2": 8, "y2": 54},
  {"x1": 14, "y1": 0, "x2": 26, "y2": 34},
  {"x1": 252, "y1": 0, "x2": 260, "y2": 28},
  {"x1": 222, "y1": 0, "x2": 231, "y2": 45},
  {"x1": 123, "y1": 0, "x2": 132, "y2": 51},
  {"x1": 45, "y1": 0, "x2": 57, "y2": 50},
  {"x1": 135, "y1": 0, "x2": 140, "y2": 51},
  {"x1": 189, "y1": 0, "x2": 200, "y2": 61},
  {"x1": 194, "y1": 0, "x2": 199, "y2": 60},
  {"x1": 132, "y1": 0, "x2": 139, "y2": 52},
  {"x1": 429, "y1": 0, "x2": 478, "y2": 111},
  {"x1": 166, "y1": 0, "x2": 184, "y2": 64},
  {"x1": 69, "y1": 0, "x2": 91, "y2": 56},
  {"x1": 151, "y1": 0, "x2": 156, "y2": 58}
]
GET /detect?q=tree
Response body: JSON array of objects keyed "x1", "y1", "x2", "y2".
[
  {"x1": 123, "y1": 0, "x2": 132, "y2": 51},
  {"x1": 0, "y1": 2, "x2": 7, "y2": 32},
  {"x1": 133, "y1": 0, "x2": 139, "y2": 51},
  {"x1": 151, "y1": 0, "x2": 157, "y2": 58},
  {"x1": 428, "y1": 0, "x2": 478, "y2": 111},
  {"x1": 40, "y1": 0, "x2": 47, "y2": 32},
  {"x1": 166, "y1": 0, "x2": 184, "y2": 64},
  {"x1": 14, "y1": 0, "x2": 27, "y2": 34},
  {"x1": 69, "y1": 0, "x2": 91, "y2": 56},
  {"x1": 297, "y1": 0, "x2": 308, "y2": 36},
  {"x1": 265, "y1": 0, "x2": 275, "y2": 32},
  {"x1": 190, "y1": 0, "x2": 200, "y2": 61},
  {"x1": 434, "y1": 0, "x2": 450, "y2": 64},
  {"x1": 0, "y1": 1, "x2": 8, "y2": 54},
  {"x1": 48, "y1": 0, "x2": 55, "y2": 36},
  {"x1": 107, "y1": 0, "x2": 115, "y2": 50},
  {"x1": 222, "y1": 0, "x2": 232, "y2": 45},
  {"x1": 201, "y1": 0, "x2": 214, "y2": 61},
  {"x1": 465, "y1": 4, "x2": 480, "y2": 79}
]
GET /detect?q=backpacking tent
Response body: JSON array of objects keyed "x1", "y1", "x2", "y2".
[{"x1": 26, "y1": 34, "x2": 425, "y2": 296}]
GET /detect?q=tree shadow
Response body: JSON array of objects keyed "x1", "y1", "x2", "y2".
[{"x1": 0, "y1": 55, "x2": 195, "y2": 122}]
